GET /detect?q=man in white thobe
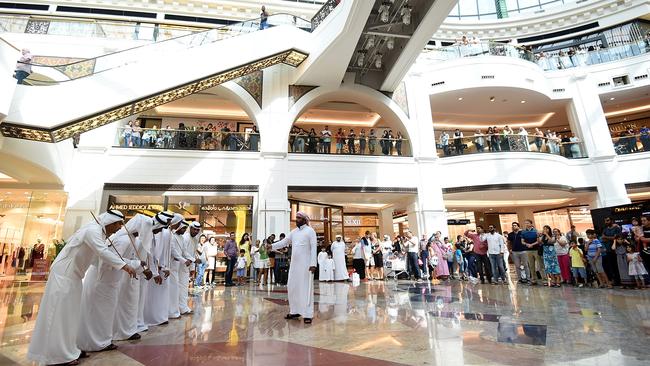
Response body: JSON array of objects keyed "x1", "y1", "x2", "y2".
[
  {"x1": 168, "y1": 214, "x2": 186, "y2": 319},
  {"x1": 125, "y1": 213, "x2": 168, "y2": 334},
  {"x1": 113, "y1": 231, "x2": 148, "y2": 341},
  {"x1": 180, "y1": 221, "x2": 202, "y2": 314},
  {"x1": 145, "y1": 212, "x2": 182, "y2": 326},
  {"x1": 27, "y1": 210, "x2": 136, "y2": 366},
  {"x1": 269, "y1": 211, "x2": 317, "y2": 324},
  {"x1": 77, "y1": 232, "x2": 142, "y2": 352},
  {"x1": 331, "y1": 235, "x2": 349, "y2": 281}
]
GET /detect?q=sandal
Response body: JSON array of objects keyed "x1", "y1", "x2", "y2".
[
  {"x1": 284, "y1": 313, "x2": 300, "y2": 320},
  {"x1": 79, "y1": 351, "x2": 89, "y2": 359},
  {"x1": 303, "y1": 318, "x2": 312, "y2": 324},
  {"x1": 99, "y1": 343, "x2": 118, "y2": 352}
]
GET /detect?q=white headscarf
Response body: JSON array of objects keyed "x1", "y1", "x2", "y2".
[
  {"x1": 171, "y1": 213, "x2": 185, "y2": 226},
  {"x1": 97, "y1": 209, "x2": 125, "y2": 227}
]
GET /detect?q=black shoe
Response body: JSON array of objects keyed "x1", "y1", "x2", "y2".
[
  {"x1": 127, "y1": 333, "x2": 141, "y2": 340},
  {"x1": 225, "y1": 283, "x2": 235, "y2": 287}
]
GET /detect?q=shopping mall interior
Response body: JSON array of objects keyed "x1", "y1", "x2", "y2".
[{"x1": 1, "y1": 0, "x2": 650, "y2": 365}]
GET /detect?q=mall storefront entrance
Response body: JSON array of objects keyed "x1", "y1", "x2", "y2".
[
  {"x1": 0, "y1": 189, "x2": 68, "y2": 278},
  {"x1": 102, "y1": 184, "x2": 257, "y2": 243}
]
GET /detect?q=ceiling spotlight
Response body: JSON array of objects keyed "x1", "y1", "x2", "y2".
[
  {"x1": 609, "y1": 97, "x2": 615, "y2": 100},
  {"x1": 366, "y1": 36, "x2": 375, "y2": 49},
  {"x1": 375, "y1": 53, "x2": 383, "y2": 69},
  {"x1": 357, "y1": 50, "x2": 366, "y2": 67},
  {"x1": 489, "y1": 96, "x2": 495, "y2": 102},
  {"x1": 386, "y1": 37, "x2": 395, "y2": 50},
  {"x1": 379, "y1": 2, "x2": 390, "y2": 23},
  {"x1": 520, "y1": 100, "x2": 526, "y2": 104},
  {"x1": 458, "y1": 97, "x2": 463, "y2": 101},
  {"x1": 401, "y1": 6, "x2": 411, "y2": 25}
]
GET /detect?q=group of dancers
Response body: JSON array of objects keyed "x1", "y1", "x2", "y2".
[{"x1": 27, "y1": 210, "x2": 203, "y2": 366}]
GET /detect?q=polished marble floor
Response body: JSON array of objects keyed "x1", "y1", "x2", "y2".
[{"x1": 1, "y1": 277, "x2": 650, "y2": 365}]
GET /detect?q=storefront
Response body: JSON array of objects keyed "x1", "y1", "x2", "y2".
[
  {"x1": 534, "y1": 206, "x2": 594, "y2": 236},
  {"x1": 0, "y1": 189, "x2": 68, "y2": 276},
  {"x1": 103, "y1": 184, "x2": 257, "y2": 243},
  {"x1": 289, "y1": 200, "x2": 343, "y2": 246}
]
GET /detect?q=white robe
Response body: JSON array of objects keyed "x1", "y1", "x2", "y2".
[
  {"x1": 114, "y1": 236, "x2": 147, "y2": 340},
  {"x1": 168, "y1": 233, "x2": 184, "y2": 319},
  {"x1": 27, "y1": 222, "x2": 126, "y2": 365},
  {"x1": 322, "y1": 258, "x2": 334, "y2": 281},
  {"x1": 144, "y1": 229, "x2": 171, "y2": 326},
  {"x1": 331, "y1": 240, "x2": 349, "y2": 281},
  {"x1": 272, "y1": 224, "x2": 317, "y2": 318},
  {"x1": 318, "y1": 251, "x2": 329, "y2": 281},
  {"x1": 77, "y1": 234, "x2": 139, "y2": 351},
  {"x1": 180, "y1": 231, "x2": 200, "y2": 313}
]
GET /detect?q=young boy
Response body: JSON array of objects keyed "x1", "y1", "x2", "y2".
[
  {"x1": 568, "y1": 239, "x2": 587, "y2": 287},
  {"x1": 236, "y1": 249, "x2": 247, "y2": 286},
  {"x1": 586, "y1": 229, "x2": 612, "y2": 289}
]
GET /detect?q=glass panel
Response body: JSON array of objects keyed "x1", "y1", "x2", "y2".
[
  {"x1": 458, "y1": 0, "x2": 479, "y2": 16},
  {"x1": 0, "y1": 189, "x2": 67, "y2": 277},
  {"x1": 331, "y1": 208, "x2": 343, "y2": 222},
  {"x1": 533, "y1": 209, "x2": 571, "y2": 234},
  {"x1": 498, "y1": 214, "x2": 519, "y2": 233},
  {"x1": 568, "y1": 208, "x2": 594, "y2": 238},
  {"x1": 200, "y1": 196, "x2": 253, "y2": 240},
  {"x1": 297, "y1": 204, "x2": 326, "y2": 221},
  {"x1": 479, "y1": 0, "x2": 497, "y2": 14}
]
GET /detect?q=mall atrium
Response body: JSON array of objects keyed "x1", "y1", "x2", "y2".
[{"x1": 0, "y1": 0, "x2": 650, "y2": 365}]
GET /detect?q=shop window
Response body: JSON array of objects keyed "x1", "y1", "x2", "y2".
[{"x1": 0, "y1": 190, "x2": 67, "y2": 275}]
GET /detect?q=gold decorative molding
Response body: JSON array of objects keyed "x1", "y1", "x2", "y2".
[
  {"x1": 288, "y1": 85, "x2": 318, "y2": 108},
  {"x1": 2, "y1": 49, "x2": 308, "y2": 143}
]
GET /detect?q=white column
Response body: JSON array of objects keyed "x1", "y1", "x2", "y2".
[
  {"x1": 404, "y1": 78, "x2": 437, "y2": 160},
  {"x1": 567, "y1": 72, "x2": 630, "y2": 207},
  {"x1": 258, "y1": 64, "x2": 292, "y2": 154},
  {"x1": 378, "y1": 207, "x2": 394, "y2": 238},
  {"x1": 256, "y1": 154, "x2": 290, "y2": 242}
]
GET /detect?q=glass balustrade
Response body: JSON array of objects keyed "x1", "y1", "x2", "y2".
[
  {"x1": 419, "y1": 39, "x2": 650, "y2": 70},
  {"x1": 114, "y1": 127, "x2": 260, "y2": 152},
  {"x1": 17, "y1": 13, "x2": 312, "y2": 84},
  {"x1": 288, "y1": 134, "x2": 411, "y2": 157},
  {"x1": 436, "y1": 134, "x2": 587, "y2": 159},
  {"x1": 0, "y1": 15, "x2": 204, "y2": 41},
  {"x1": 612, "y1": 132, "x2": 650, "y2": 155}
]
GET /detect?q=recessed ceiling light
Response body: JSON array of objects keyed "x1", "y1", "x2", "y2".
[
  {"x1": 489, "y1": 97, "x2": 495, "y2": 102},
  {"x1": 609, "y1": 97, "x2": 615, "y2": 101},
  {"x1": 520, "y1": 100, "x2": 526, "y2": 104},
  {"x1": 458, "y1": 97, "x2": 463, "y2": 101}
]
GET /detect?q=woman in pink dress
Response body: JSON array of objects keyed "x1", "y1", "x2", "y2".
[{"x1": 431, "y1": 234, "x2": 450, "y2": 279}]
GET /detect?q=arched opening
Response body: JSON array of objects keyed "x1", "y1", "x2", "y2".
[
  {"x1": 288, "y1": 87, "x2": 413, "y2": 156},
  {"x1": 114, "y1": 83, "x2": 261, "y2": 151}
]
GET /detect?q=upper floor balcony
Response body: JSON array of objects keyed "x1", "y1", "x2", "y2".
[{"x1": 418, "y1": 38, "x2": 650, "y2": 72}]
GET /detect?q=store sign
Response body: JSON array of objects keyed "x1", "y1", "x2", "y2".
[
  {"x1": 344, "y1": 218, "x2": 361, "y2": 226},
  {"x1": 109, "y1": 204, "x2": 164, "y2": 211},
  {"x1": 200, "y1": 204, "x2": 252, "y2": 212},
  {"x1": 0, "y1": 202, "x2": 30, "y2": 209},
  {"x1": 447, "y1": 219, "x2": 471, "y2": 225}
]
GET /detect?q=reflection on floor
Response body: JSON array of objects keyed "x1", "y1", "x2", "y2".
[{"x1": 1, "y1": 278, "x2": 650, "y2": 365}]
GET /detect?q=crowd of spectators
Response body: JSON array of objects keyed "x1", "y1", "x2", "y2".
[
  {"x1": 290, "y1": 126, "x2": 406, "y2": 156},
  {"x1": 438, "y1": 126, "x2": 582, "y2": 158}
]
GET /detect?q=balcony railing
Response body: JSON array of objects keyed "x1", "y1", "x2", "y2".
[
  {"x1": 310, "y1": 0, "x2": 339, "y2": 31},
  {"x1": 613, "y1": 132, "x2": 650, "y2": 155},
  {"x1": 114, "y1": 127, "x2": 260, "y2": 151},
  {"x1": 288, "y1": 133, "x2": 411, "y2": 157},
  {"x1": 437, "y1": 134, "x2": 587, "y2": 159},
  {"x1": 0, "y1": 15, "x2": 205, "y2": 42},
  {"x1": 419, "y1": 39, "x2": 650, "y2": 71}
]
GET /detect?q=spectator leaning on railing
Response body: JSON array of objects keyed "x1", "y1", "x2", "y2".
[{"x1": 14, "y1": 48, "x2": 33, "y2": 85}]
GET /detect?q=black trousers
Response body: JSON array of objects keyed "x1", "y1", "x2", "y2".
[
  {"x1": 225, "y1": 256, "x2": 237, "y2": 285},
  {"x1": 353, "y1": 258, "x2": 366, "y2": 279},
  {"x1": 603, "y1": 252, "x2": 620, "y2": 285},
  {"x1": 474, "y1": 254, "x2": 492, "y2": 282}
]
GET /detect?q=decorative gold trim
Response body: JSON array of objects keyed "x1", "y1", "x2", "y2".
[
  {"x1": 2, "y1": 49, "x2": 308, "y2": 143},
  {"x1": 288, "y1": 85, "x2": 318, "y2": 108}
]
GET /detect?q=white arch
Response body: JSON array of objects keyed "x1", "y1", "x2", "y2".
[{"x1": 285, "y1": 84, "x2": 414, "y2": 150}]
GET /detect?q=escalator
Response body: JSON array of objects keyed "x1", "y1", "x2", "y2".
[{"x1": 1, "y1": 1, "x2": 344, "y2": 143}]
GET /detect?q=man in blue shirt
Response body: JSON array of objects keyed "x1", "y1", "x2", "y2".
[
  {"x1": 521, "y1": 219, "x2": 543, "y2": 285},
  {"x1": 587, "y1": 229, "x2": 611, "y2": 288},
  {"x1": 507, "y1": 222, "x2": 529, "y2": 284}
]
